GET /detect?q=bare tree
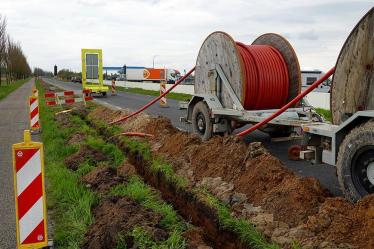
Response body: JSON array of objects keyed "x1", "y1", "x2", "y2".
[
  {"x1": 0, "y1": 15, "x2": 7, "y2": 85},
  {"x1": 0, "y1": 14, "x2": 31, "y2": 85}
]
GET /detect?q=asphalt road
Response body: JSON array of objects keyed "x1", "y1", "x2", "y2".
[
  {"x1": 43, "y1": 77, "x2": 342, "y2": 196},
  {"x1": 0, "y1": 79, "x2": 36, "y2": 248}
]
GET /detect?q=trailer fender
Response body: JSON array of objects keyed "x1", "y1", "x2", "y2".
[
  {"x1": 186, "y1": 96, "x2": 205, "y2": 122},
  {"x1": 335, "y1": 112, "x2": 374, "y2": 160}
]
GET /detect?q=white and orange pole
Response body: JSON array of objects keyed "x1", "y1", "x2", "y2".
[
  {"x1": 12, "y1": 130, "x2": 48, "y2": 248},
  {"x1": 159, "y1": 81, "x2": 168, "y2": 107},
  {"x1": 111, "y1": 79, "x2": 117, "y2": 96},
  {"x1": 29, "y1": 94, "x2": 41, "y2": 134}
]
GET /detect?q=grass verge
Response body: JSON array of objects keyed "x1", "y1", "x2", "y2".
[
  {"x1": 36, "y1": 80, "x2": 97, "y2": 248},
  {"x1": 0, "y1": 78, "x2": 30, "y2": 101},
  {"x1": 117, "y1": 86, "x2": 192, "y2": 101},
  {"x1": 315, "y1": 108, "x2": 332, "y2": 122},
  {"x1": 39, "y1": 80, "x2": 191, "y2": 248}
]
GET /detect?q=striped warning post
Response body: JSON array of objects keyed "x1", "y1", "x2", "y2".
[
  {"x1": 29, "y1": 96, "x2": 40, "y2": 132},
  {"x1": 12, "y1": 130, "x2": 48, "y2": 248},
  {"x1": 159, "y1": 81, "x2": 168, "y2": 107}
]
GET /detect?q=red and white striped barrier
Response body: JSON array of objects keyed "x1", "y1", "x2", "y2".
[
  {"x1": 44, "y1": 89, "x2": 93, "y2": 106},
  {"x1": 29, "y1": 96, "x2": 40, "y2": 132},
  {"x1": 159, "y1": 82, "x2": 168, "y2": 107},
  {"x1": 111, "y1": 80, "x2": 117, "y2": 96},
  {"x1": 12, "y1": 130, "x2": 48, "y2": 248}
]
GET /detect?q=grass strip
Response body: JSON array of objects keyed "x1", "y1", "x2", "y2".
[
  {"x1": 110, "y1": 176, "x2": 187, "y2": 249},
  {"x1": 117, "y1": 86, "x2": 192, "y2": 101},
  {"x1": 0, "y1": 78, "x2": 30, "y2": 101},
  {"x1": 37, "y1": 83, "x2": 188, "y2": 248},
  {"x1": 110, "y1": 176, "x2": 186, "y2": 232},
  {"x1": 37, "y1": 80, "x2": 97, "y2": 248},
  {"x1": 315, "y1": 108, "x2": 332, "y2": 122}
]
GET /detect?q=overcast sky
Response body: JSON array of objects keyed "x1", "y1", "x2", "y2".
[{"x1": 0, "y1": 0, "x2": 372, "y2": 73}]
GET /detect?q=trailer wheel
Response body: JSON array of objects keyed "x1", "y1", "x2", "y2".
[
  {"x1": 337, "y1": 121, "x2": 374, "y2": 202},
  {"x1": 192, "y1": 101, "x2": 212, "y2": 141}
]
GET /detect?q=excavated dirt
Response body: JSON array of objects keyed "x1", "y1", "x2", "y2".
[
  {"x1": 85, "y1": 105, "x2": 374, "y2": 248},
  {"x1": 82, "y1": 166, "x2": 125, "y2": 193},
  {"x1": 64, "y1": 144, "x2": 108, "y2": 171},
  {"x1": 82, "y1": 196, "x2": 168, "y2": 249},
  {"x1": 67, "y1": 132, "x2": 86, "y2": 145}
]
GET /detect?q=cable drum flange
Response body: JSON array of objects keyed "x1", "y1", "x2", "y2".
[
  {"x1": 195, "y1": 31, "x2": 301, "y2": 111},
  {"x1": 331, "y1": 7, "x2": 374, "y2": 125}
]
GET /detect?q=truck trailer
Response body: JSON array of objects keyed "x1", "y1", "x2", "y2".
[{"x1": 125, "y1": 67, "x2": 180, "y2": 83}]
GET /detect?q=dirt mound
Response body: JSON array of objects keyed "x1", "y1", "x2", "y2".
[
  {"x1": 300, "y1": 195, "x2": 374, "y2": 249},
  {"x1": 64, "y1": 144, "x2": 108, "y2": 171},
  {"x1": 82, "y1": 166, "x2": 125, "y2": 193},
  {"x1": 86, "y1": 105, "x2": 374, "y2": 248},
  {"x1": 88, "y1": 106, "x2": 124, "y2": 123},
  {"x1": 82, "y1": 196, "x2": 168, "y2": 249}
]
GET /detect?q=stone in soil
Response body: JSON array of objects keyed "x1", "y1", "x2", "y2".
[{"x1": 82, "y1": 166, "x2": 125, "y2": 193}]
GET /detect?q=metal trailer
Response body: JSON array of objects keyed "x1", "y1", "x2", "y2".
[
  {"x1": 184, "y1": 7, "x2": 373, "y2": 202},
  {"x1": 182, "y1": 64, "x2": 323, "y2": 141}
]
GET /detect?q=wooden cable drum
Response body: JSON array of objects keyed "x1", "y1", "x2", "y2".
[
  {"x1": 195, "y1": 31, "x2": 301, "y2": 110},
  {"x1": 331, "y1": 7, "x2": 374, "y2": 125}
]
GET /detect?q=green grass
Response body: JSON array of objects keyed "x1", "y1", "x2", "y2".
[
  {"x1": 117, "y1": 86, "x2": 192, "y2": 101},
  {"x1": 203, "y1": 192, "x2": 280, "y2": 249},
  {"x1": 315, "y1": 108, "x2": 332, "y2": 122},
  {"x1": 38, "y1": 81, "x2": 188, "y2": 248},
  {"x1": 36, "y1": 80, "x2": 97, "y2": 248},
  {"x1": 0, "y1": 78, "x2": 29, "y2": 101}
]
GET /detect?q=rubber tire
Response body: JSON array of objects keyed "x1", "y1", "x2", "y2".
[
  {"x1": 192, "y1": 101, "x2": 213, "y2": 141},
  {"x1": 337, "y1": 120, "x2": 374, "y2": 202},
  {"x1": 102, "y1": 92, "x2": 107, "y2": 97}
]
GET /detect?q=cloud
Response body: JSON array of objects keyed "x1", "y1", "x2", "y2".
[{"x1": 0, "y1": 0, "x2": 372, "y2": 73}]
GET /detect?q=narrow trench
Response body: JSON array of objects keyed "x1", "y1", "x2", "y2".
[{"x1": 85, "y1": 120, "x2": 250, "y2": 249}]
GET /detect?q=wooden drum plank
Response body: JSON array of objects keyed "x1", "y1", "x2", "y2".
[
  {"x1": 331, "y1": 7, "x2": 374, "y2": 124},
  {"x1": 195, "y1": 32, "x2": 244, "y2": 109}
]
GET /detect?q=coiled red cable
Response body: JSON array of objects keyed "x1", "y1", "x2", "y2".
[{"x1": 236, "y1": 43, "x2": 289, "y2": 110}]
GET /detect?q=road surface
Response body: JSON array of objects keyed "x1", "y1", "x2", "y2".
[
  {"x1": 0, "y1": 79, "x2": 36, "y2": 248},
  {"x1": 43, "y1": 78, "x2": 342, "y2": 196}
]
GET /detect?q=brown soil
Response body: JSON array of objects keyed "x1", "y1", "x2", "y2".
[
  {"x1": 82, "y1": 166, "x2": 125, "y2": 193},
  {"x1": 83, "y1": 104, "x2": 374, "y2": 248},
  {"x1": 68, "y1": 132, "x2": 86, "y2": 145},
  {"x1": 117, "y1": 161, "x2": 137, "y2": 178},
  {"x1": 54, "y1": 112, "x2": 73, "y2": 128},
  {"x1": 82, "y1": 196, "x2": 168, "y2": 249},
  {"x1": 183, "y1": 228, "x2": 212, "y2": 249},
  {"x1": 64, "y1": 144, "x2": 108, "y2": 171}
]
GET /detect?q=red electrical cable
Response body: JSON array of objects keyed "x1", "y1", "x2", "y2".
[
  {"x1": 236, "y1": 43, "x2": 289, "y2": 110},
  {"x1": 110, "y1": 67, "x2": 195, "y2": 125},
  {"x1": 237, "y1": 67, "x2": 335, "y2": 137}
]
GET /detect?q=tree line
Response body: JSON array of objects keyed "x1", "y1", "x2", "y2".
[{"x1": 0, "y1": 14, "x2": 31, "y2": 85}]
